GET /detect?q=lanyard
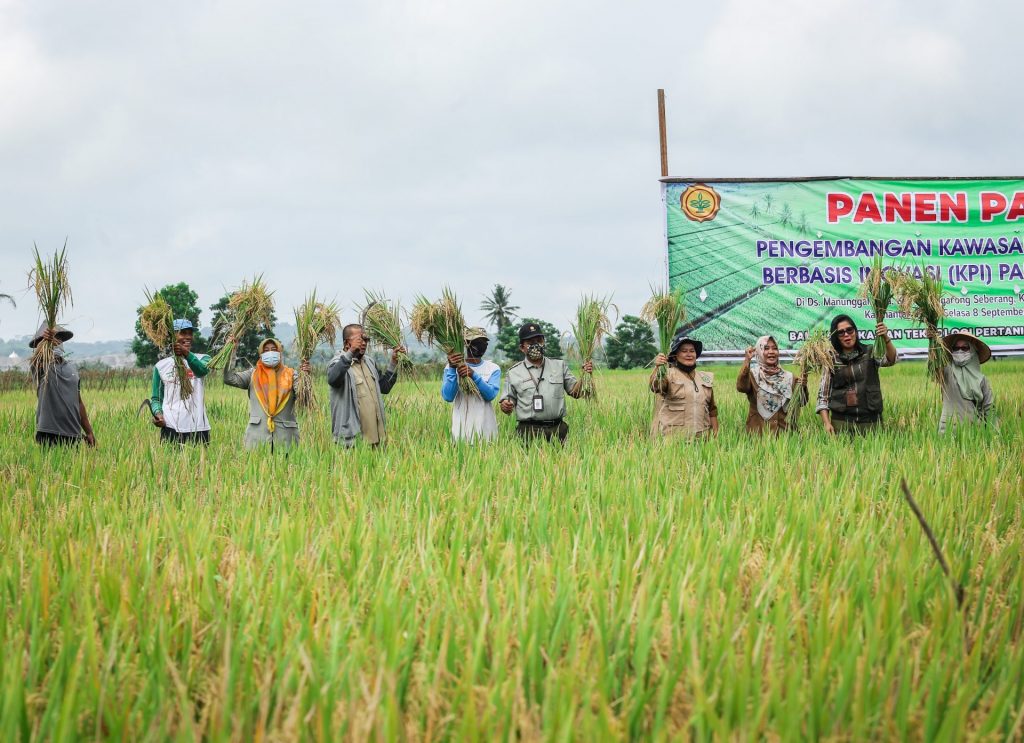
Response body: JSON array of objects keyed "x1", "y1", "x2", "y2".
[{"x1": 524, "y1": 360, "x2": 545, "y2": 394}]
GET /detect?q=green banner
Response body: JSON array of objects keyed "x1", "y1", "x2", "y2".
[{"x1": 664, "y1": 178, "x2": 1024, "y2": 354}]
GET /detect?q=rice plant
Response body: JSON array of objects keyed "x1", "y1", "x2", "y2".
[
  {"x1": 292, "y1": 291, "x2": 342, "y2": 409},
  {"x1": 360, "y1": 290, "x2": 413, "y2": 373},
  {"x1": 409, "y1": 287, "x2": 477, "y2": 397},
  {"x1": 208, "y1": 275, "x2": 275, "y2": 370},
  {"x1": 641, "y1": 285, "x2": 687, "y2": 382},
  {"x1": 858, "y1": 254, "x2": 895, "y2": 360},
  {"x1": 27, "y1": 242, "x2": 72, "y2": 379},
  {"x1": 892, "y1": 266, "x2": 950, "y2": 383},
  {"x1": 140, "y1": 288, "x2": 192, "y2": 398},
  {"x1": 568, "y1": 294, "x2": 615, "y2": 399}
]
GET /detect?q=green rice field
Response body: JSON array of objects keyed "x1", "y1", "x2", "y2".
[{"x1": 2, "y1": 361, "x2": 1022, "y2": 740}]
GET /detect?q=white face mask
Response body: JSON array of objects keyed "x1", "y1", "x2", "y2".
[
  {"x1": 951, "y1": 350, "x2": 972, "y2": 366},
  {"x1": 261, "y1": 351, "x2": 281, "y2": 367}
]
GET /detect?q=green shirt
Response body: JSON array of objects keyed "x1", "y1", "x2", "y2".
[
  {"x1": 150, "y1": 353, "x2": 211, "y2": 414},
  {"x1": 500, "y1": 358, "x2": 577, "y2": 423}
]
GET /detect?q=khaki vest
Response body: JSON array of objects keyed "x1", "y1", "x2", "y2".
[{"x1": 652, "y1": 367, "x2": 715, "y2": 437}]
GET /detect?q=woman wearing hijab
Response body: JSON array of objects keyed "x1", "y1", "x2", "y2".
[
  {"x1": 223, "y1": 338, "x2": 310, "y2": 451},
  {"x1": 937, "y1": 331, "x2": 995, "y2": 433},
  {"x1": 736, "y1": 335, "x2": 805, "y2": 434},
  {"x1": 816, "y1": 314, "x2": 897, "y2": 434},
  {"x1": 650, "y1": 329, "x2": 718, "y2": 439}
]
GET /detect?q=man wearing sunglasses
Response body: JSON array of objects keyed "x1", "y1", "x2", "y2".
[{"x1": 816, "y1": 314, "x2": 897, "y2": 434}]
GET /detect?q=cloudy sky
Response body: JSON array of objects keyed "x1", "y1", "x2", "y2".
[{"x1": 1, "y1": 0, "x2": 1020, "y2": 342}]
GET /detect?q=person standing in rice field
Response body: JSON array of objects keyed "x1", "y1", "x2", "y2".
[
  {"x1": 934, "y1": 330, "x2": 995, "y2": 433},
  {"x1": 816, "y1": 314, "x2": 897, "y2": 435},
  {"x1": 149, "y1": 319, "x2": 212, "y2": 445},
  {"x1": 29, "y1": 324, "x2": 96, "y2": 447},
  {"x1": 650, "y1": 329, "x2": 719, "y2": 439},
  {"x1": 736, "y1": 335, "x2": 806, "y2": 434},
  {"x1": 327, "y1": 323, "x2": 406, "y2": 448},
  {"x1": 499, "y1": 321, "x2": 592, "y2": 443},
  {"x1": 223, "y1": 337, "x2": 310, "y2": 452},
  {"x1": 442, "y1": 327, "x2": 501, "y2": 443}
]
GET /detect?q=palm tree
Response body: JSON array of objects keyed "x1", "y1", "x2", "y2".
[{"x1": 480, "y1": 284, "x2": 519, "y2": 330}]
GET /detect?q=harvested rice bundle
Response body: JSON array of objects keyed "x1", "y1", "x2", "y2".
[
  {"x1": 789, "y1": 327, "x2": 835, "y2": 422},
  {"x1": 27, "y1": 243, "x2": 73, "y2": 380},
  {"x1": 208, "y1": 275, "x2": 275, "y2": 370},
  {"x1": 293, "y1": 291, "x2": 342, "y2": 409},
  {"x1": 641, "y1": 285, "x2": 686, "y2": 382},
  {"x1": 361, "y1": 290, "x2": 413, "y2": 373},
  {"x1": 892, "y1": 267, "x2": 949, "y2": 383},
  {"x1": 569, "y1": 295, "x2": 615, "y2": 399},
  {"x1": 858, "y1": 254, "x2": 895, "y2": 360},
  {"x1": 410, "y1": 287, "x2": 478, "y2": 397},
  {"x1": 140, "y1": 288, "x2": 192, "y2": 399}
]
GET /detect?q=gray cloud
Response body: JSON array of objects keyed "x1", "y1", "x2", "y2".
[{"x1": 1, "y1": 0, "x2": 1020, "y2": 342}]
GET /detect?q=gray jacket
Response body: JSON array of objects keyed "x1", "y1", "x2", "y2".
[
  {"x1": 938, "y1": 366, "x2": 995, "y2": 434},
  {"x1": 326, "y1": 351, "x2": 398, "y2": 446},
  {"x1": 224, "y1": 366, "x2": 300, "y2": 450}
]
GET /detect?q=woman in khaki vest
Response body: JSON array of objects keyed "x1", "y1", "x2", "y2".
[{"x1": 650, "y1": 331, "x2": 718, "y2": 439}]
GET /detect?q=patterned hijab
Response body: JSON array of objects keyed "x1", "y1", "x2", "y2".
[
  {"x1": 252, "y1": 338, "x2": 295, "y2": 433},
  {"x1": 750, "y1": 335, "x2": 794, "y2": 420}
]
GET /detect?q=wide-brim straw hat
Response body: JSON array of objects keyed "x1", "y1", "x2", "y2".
[
  {"x1": 942, "y1": 331, "x2": 991, "y2": 364},
  {"x1": 29, "y1": 323, "x2": 73, "y2": 348}
]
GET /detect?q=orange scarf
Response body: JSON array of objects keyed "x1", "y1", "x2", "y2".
[{"x1": 253, "y1": 360, "x2": 294, "y2": 433}]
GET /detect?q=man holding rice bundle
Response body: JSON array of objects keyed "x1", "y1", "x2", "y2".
[
  {"x1": 499, "y1": 322, "x2": 592, "y2": 443},
  {"x1": 327, "y1": 323, "x2": 406, "y2": 448},
  {"x1": 149, "y1": 319, "x2": 213, "y2": 445},
  {"x1": 29, "y1": 324, "x2": 96, "y2": 447},
  {"x1": 442, "y1": 327, "x2": 501, "y2": 443},
  {"x1": 816, "y1": 314, "x2": 897, "y2": 435}
]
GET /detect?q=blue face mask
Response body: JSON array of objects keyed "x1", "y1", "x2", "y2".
[{"x1": 261, "y1": 351, "x2": 281, "y2": 367}]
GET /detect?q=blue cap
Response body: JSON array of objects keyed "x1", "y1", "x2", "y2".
[{"x1": 173, "y1": 319, "x2": 194, "y2": 332}]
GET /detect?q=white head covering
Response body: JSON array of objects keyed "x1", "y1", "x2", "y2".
[{"x1": 750, "y1": 335, "x2": 795, "y2": 420}]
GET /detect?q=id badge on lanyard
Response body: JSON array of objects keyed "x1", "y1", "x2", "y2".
[
  {"x1": 526, "y1": 362, "x2": 545, "y2": 414},
  {"x1": 533, "y1": 394, "x2": 544, "y2": 412}
]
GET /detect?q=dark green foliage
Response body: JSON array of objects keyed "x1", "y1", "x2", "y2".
[
  {"x1": 131, "y1": 282, "x2": 208, "y2": 366},
  {"x1": 496, "y1": 317, "x2": 562, "y2": 361},
  {"x1": 604, "y1": 315, "x2": 657, "y2": 370}
]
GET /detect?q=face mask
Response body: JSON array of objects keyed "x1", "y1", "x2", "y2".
[
  {"x1": 261, "y1": 351, "x2": 281, "y2": 367},
  {"x1": 467, "y1": 340, "x2": 488, "y2": 359},
  {"x1": 526, "y1": 342, "x2": 544, "y2": 361},
  {"x1": 52, "y1": 346, "x2": 65, "y2": 360},
  {"x1": 952, "y1": 350, "x2": 972, "y2": 366}
]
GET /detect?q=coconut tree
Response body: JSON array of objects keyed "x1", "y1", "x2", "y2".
[{"x1": 480, "y1": 284, "x2": 520, "y2": 330}]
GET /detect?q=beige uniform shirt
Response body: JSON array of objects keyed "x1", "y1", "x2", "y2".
[
  {"x1": 650, "y1": 366, "x2": 717, "y2": 438},
  {"x1": 501, "y1": 358, "x2": 577, "y2": 423},
  {"x1": 353, "y1": 359, "x2": 385, "y2": 444}
]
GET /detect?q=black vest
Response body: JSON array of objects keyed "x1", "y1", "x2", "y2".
[{"x1": 828, "y1": 348, "x2": 883, "y2": 421}]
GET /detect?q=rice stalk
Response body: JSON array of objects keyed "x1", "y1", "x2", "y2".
[
  {"x1": 409, "y1": 287, "x2": 478, "y2": 397},
  {"x1": 27, "y1": 242, "x2": 72, "y2": 380},
  {"x1": 208, "y1": 275, "x2": 275, "y2": 370},
  {"x1": 360, "y1": 290, "x2": 413, "y2": 374},
  {"x1": 641, "y1": 285, "x2": 686, "y2": 382},
  {"x1": 789, "y1": 327, "x2": 835, "y2": 424},
  {"x1": 891, "y1": 266, "x2": 949, "y2": 383},
  {"x1": 569, "y1": 295, "x2": 615, "y2": 399},
  {"x1": 293, "y1": 291, "x2": 342, "y2": 410},
  {"x1": 140, "y1": 288, "x2": 192, "y2": 398},
  {"x1": 858, "y1": 254, "x2": 895, "y2": 360}
]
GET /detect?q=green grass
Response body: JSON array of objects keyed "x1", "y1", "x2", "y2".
[{"x1": 2, "y1": 361, "x2": 1022, "y2": 740}]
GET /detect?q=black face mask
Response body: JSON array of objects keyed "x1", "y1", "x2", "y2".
[
  {"x1": 467, "y1": 340, "x2": 488, "y2": 359},
  {"x1": 675, "y1": 362, "x2": 696, "y2": 373}
]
